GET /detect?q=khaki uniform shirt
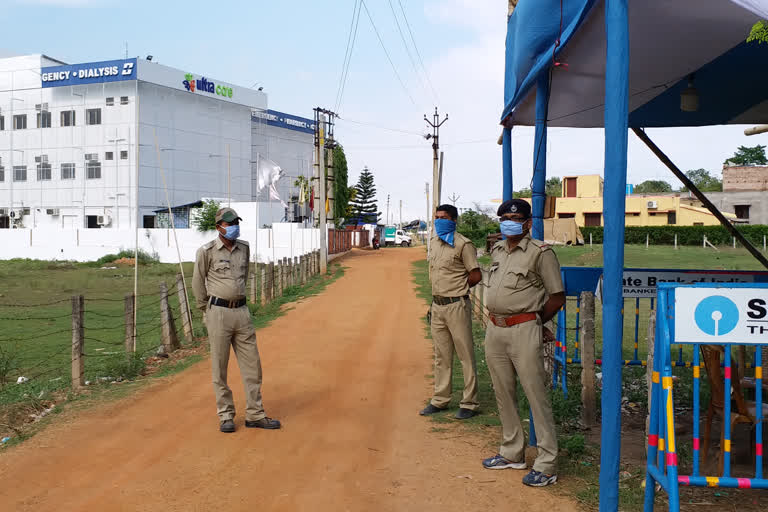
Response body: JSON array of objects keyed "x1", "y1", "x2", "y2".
[
  {"x1": 486, "y1": 234, "x2": 563, "y2": 316},
  {"x1": 429, "y1": 233, "x2": 480, "y2": 298},
  {"x1": 192, "y1": 237, "x2": 250, "y2": 311}
]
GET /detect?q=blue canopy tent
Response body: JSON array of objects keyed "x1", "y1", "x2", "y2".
[{"x1": 502, "y1": 1, "x2": 768, "y2": 510}]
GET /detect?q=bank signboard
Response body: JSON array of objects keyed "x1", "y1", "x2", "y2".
[
  {"x1": 673, "y1": 284, "x2": 768, "y2": 344},
  {"x1": 41, "y1": 58, "x2": 137, "y2": 87},
  {"x1": 595, "y1": 269, "x2": 768, "y2": 299},
  {"x1": 252, "y1": 109, "x2": 315, "y2": 134}
]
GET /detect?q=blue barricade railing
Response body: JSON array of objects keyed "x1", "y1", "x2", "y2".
[
  {"x1": 645, "y1": 283, "x2": 768, "y2": 511},
  {"x1": 552, "y1": 267, "x2": 768, "y2": 396}
]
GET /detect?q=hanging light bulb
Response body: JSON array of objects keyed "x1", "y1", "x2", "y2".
[{"x1": 680, "y1": 74, "x2": 699, "y2": 112}]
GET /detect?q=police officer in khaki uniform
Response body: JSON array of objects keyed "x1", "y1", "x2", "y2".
[
  {"x1": 192, "y1": 207, "x2": 281, "y2": 433},
  {"x1": 420, "y1": 204, "x2": 483, "y2": 420},
  {"x1": 480, "y1": 199, "x2": 565, "y2": 487}
]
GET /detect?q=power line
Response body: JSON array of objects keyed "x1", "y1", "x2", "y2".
[
  {"x1": 335, "y1": 0, "x2": 363, "y2": 113},
  {"x1": 336, "y1": 117, "x2": 424, "y2": 136},
  {"x1": 397, "y1": 0, "x2": 440, "y2": 104},
  {"x1": 360, "y1": 0, "x2": 416, "y2": 106},
  {"x1": 387, "y1": 0, "x2": 432, "y2": 103}
]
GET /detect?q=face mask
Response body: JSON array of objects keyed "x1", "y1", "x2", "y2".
[
  {"x1": 221, "y1": 224, "x2": 240, "y2": 240},
  {"x1": 500, "y1": 220, "x2": 524, "y2": 237},
  {"x1": 434, "y1": 218, "x2": 456, "y2": 247}
]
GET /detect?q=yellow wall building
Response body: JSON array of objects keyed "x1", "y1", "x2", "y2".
[{"x1": 551, "y1": 175, "x2": 735, "y2": 227}]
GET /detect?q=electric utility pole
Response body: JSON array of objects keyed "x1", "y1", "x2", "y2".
[
  {"x1": 425, "y1": 182, "x2": 430, "y2": 255},
  {"x1": 386, "y1": 194, "x2": 391, "y2": 226},
  {"x1": 448, "y1": 193, "x2": 460, "y2": 206},
  {"x1": 314, "y1": 107, "x2": 337, "y2": 274},
  {"x1": 425, "y1": 107, "x2": 448, "y2": 238},
  {"x1": 399, "y1": 199, "x2": 402, "y2": 229}
]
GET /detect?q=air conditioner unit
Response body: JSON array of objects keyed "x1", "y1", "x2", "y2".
[
  {"x1": 10, "y1": 209, "x2": 24, "y2": 219},
  {"x1": 34, "y1": 155, "x2": 48, "y2": 163},
  {"x1": 647, "y1": 201, "x2": 658, "y2": 209},
  {"x1": 85, "y1": 153, "x2": 99, "y2": 161},
  {"x1": 97, "y1": 215, "x2": 112, "y2": 226},
  {"x1": 46, "y1": 208, "x2": 60, "y2": 216},
  {"x1": 0, "y1": 208, "x2": 7, "y2": 216}
]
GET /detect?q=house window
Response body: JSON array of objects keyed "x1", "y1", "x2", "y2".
[
  {"x1": 106, "y1": 97, "x2": 115, "y2": 106},
  {"x1": 625, "y1": 212, "x2": 640, "y2": 217},
  {"x1": 61, "y1": 110, "x2": 76, "y2": 127},
  {"x1": 734, "y1": 205, "x2": 750, "y2": 219},
  {"x1": 61, "y1": 163, "x2": 76, "y2": 180},
  {"x1": 120, "y1": 150, "x2": 128, "y2": 160},
  {"x1": 120, "y1": 96, "x2": 129, "y2": 105},
  {"x1": 36, "y1": 163, "x2": 52, "y2": 181},
  {"x1": 13, "y1": 165, "x2": 27, "y2": 182},
  {"x1": 564, "y1": 177, "x2": 577, "y2": 197},
  {"x1": 667, "y1": 211, "x2": 677, "y2": 225},
  {"x1": 86, "y1": 161, "x2": 101, "y2": 179},
  {"x1": 13, "y1": 114, "x2": 27, "y2": 130},
  {"x1": 0, "y1": 166, "x2": 4, "y2": 182},
  {"x1": 558, "y1": 213, "x2": 576, "y2": 219},
  {"x1": 105, "y1": 151, "x2": 114, "y2": 161},
  {"x1": 86, "y1": 108, "x2": 101, "y2": 125},
  {"x1": 143, "y1": 215, "x2": 155, "y2": 228},
  {"x1": 693, "y1": 222, "x2": 704, "y2": 226},
  {"x1": 36, "y1": 111, "x2": 52, "y2": 128},
  {"x1": 0, "y1": 115, "x2": 4, "y2": 130},
  {"x1": 584, "y1": 212, "x2": 602, "y2": 227}
]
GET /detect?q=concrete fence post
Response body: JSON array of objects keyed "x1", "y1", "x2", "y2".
[
  {"x1": 71, "y1": 295, "x2": 85, "y2": 390},
  {"x1": 250, "y1": 268, "x2": 257, "y2": 305},
  {"x1": 176, "y1": 273, "x2": 193, "y2": 342},
  {"x1": 124, "y1": 293, "x2": 135, "y2": 354},
  {"x1": 580, "y1": 291, "x2": 597, "y2": 429},
  {"x1": 159, "y1": 282, "x2": 180, "y2": 353}
]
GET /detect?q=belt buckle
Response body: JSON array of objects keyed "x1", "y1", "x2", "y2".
[{"x1": 228, "y1": 299, "x2": 236, "y2": 308}]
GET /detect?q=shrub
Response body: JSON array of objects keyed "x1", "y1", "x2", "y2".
[
  {"x1": 94, "y1": 249, "x2": 159, "y2": 265},
  {"x1": 580, "y1": 225, "x2": 768, "y2": 246}
]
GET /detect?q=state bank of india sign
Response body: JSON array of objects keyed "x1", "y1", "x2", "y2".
[{"x1": 183, "y1": 73, "x2": 233, "y2": 99}]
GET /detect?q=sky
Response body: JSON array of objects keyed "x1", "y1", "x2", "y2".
[{"x1": 2, "y1": 0, "x2": 765, "y2": 222}]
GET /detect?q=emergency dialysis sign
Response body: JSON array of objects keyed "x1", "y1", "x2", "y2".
[
  {"x1": 674, "y1": 286, "x2": 768, "y2": 344},
  {"x1": 41, "y1": 58, "x2": 137, "y2": 88}
]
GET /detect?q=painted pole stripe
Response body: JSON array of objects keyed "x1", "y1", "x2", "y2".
[
  {"x1": 693, "y1": 365, "x2": 700, "y2": 378},
  {"x1": 737, "y1": 478, "x2": 751, "y2": 489},
  {"x1": 757, "y1": 443, "x2": 763, "y2": 457},
  {"x1": 652, "y1": 371, "x2": 660, "y2": 383},
  {"x1": 724, "y1": 366, "x2": 732, "y2": 379},
  {"x1": 680, "y1": 476, "x2": 768, "y2": 489},
  {"x1": 678, "y1": 475, "x2": 690, "y2": 486},
  {"x1": 659, "y1": 438, "x2": 665, "y2": 451},
  {"x1": 648, "y1": 434, "x2": 658, "y2": 447},
  {"x1": 706, "y1": 476, "x2": 719, "y2": 487},
  {"x1": 756, "y1": 366, "x2": 762, "y2": 379},
  {"x1": 666, "y1": 453, "x2": 678, "y2": 466},
  {"x1": 692, "y1": 438, "x2": 700, "y2": 450},
  {"x1": 724, "y1": 439, "x2": 731, "y2": 452},
  {"x1": 662, "y1": 376, "x2": 673, "y2": 389}
]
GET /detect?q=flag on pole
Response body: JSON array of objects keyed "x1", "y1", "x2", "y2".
[{"x1": 256, "y1": 156, "x2": 283, "y2": 194}]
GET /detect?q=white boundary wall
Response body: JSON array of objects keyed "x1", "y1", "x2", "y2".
[{"x1": 0, "y1": 222, "x2": 320, "y2": 263}]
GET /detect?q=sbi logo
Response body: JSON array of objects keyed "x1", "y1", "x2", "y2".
[{"x1": 694, "y1": 296, "x2": 739, "y2": 336}]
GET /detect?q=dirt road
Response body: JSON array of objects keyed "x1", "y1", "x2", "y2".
[{"x1": 0, "y1": 249, "x2": 578, "y2": 511}]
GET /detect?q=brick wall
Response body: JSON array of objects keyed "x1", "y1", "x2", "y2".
[{"x1": 722, "y1": 165, "x2": 768, "y2": 191}]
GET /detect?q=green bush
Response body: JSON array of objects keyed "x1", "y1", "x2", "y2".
[
  {"x1": 94, "y1": 249, "x2": 159, "y2": 265},
  {"x1": 100, "y1": 353, "x2": 146, "y2": 381},
  {"x1": 580, "y1": 225, "x2": 768, "y2": 246}
]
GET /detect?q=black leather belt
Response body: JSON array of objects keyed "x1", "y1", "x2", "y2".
[
  {"x1": 432, "y1": 295, "x2": 469, "y2": 306},
  {"x1": 209, "y1": 296, "x2": 247, "y2": 308}
]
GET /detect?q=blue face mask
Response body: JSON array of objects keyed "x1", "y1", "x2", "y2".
[
  {"x1": 500, "y1": 220, "x2": 524, "y2": 237},
  {"x1": 221, "y1": 224, "x2": 240, "y2": 240},
  {"x1": 434, "y1": 218, "x2": 456, "y2": 247}
]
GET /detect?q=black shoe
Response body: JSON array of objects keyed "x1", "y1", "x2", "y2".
[
  {"x1": 245, "y1": 417, "x2": 282, "y2": 429},
  {"x1": 419, "y1": 404, "x2": 447, "y2": 416},
  {"x1": 455, "y1": 408, "x2": 478, "y2": 420},
  {"x1": 220, "y1": 419, "x2": 235, "y2": 433}
]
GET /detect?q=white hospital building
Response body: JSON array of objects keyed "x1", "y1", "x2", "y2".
[{"x1": 0, "y1": 54, "x2": 315, "y2": 230}]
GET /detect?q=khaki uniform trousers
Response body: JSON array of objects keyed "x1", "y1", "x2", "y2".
[
  {"x1": 485, "y1": 318, "x2": 558, "y2": 474},
  {"x1": 430, "y1": 299, "x2": 479, "y2": 411},
  {"x1": 205, "y1": 304, "x2": 265, "y2": 422}
]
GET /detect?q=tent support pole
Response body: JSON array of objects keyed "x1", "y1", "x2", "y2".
[
  {"x1": 600, "y1": 1, "x2": 629, "y2": 510},
  {"x1": 632, "y1": 127, "x2": 768, "y2": 270},
  {"x1": 532, "y1": 74, "x2": 549, "y2": 241},
  {"x1": 502, "y1": 127, "x2": 513, "y2": 201}
]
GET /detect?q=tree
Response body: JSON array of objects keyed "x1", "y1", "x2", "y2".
[
  {"x1": 348, "y1": 167, "x2": 381, "y2": 224},
  {"x1": 457, "y1": 209, "x2": 499, "y2": 248},
  {"x1": 633, "y1": 180, "x2": 673, "y2": 194},
  {"x1": 332, "y1": 145, "x2": 350, "y2": 221},
  {"x1": 679, "y1": 169, "x2": 722, "y2": 192},
  {"x1": 724, "y1": 145, "x2": 767, "y2": 166},
  {"x1": 748, "y1": 20, "x2": 768, "y2": 44},
  {"x1": 513, "y1": 188, "x2": 532, "y2": 198},
  {"x1": 545, "y1": 177, "x2": 562, "y2": 197},
  {"x1": 191, "y1": 199, "x2": 221, "y2": 232}
]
